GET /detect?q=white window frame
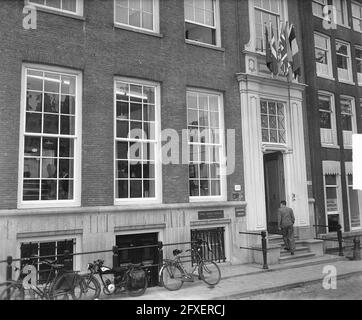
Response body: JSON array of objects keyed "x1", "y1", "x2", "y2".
[
  {"x1": 314, "y1": 32, "x2": 334, "y2": 79},
  {"x1": 251, "y1": 0, "x2": 288, "y2": 53},
  {"x1": 18, "y1": 64, "x2": 82, "y2": 209},
  {"x1": 312, "y1": 0, "x2": 327, "y2": 18},
  {"x1": 113, "y1": 77, "x2": 162, "y2": 205},
  {"x1": 187, "y1": 88, "x2": 226, "y2": 202},
  {"x1": 352, "y1": 1, "x2": 362, "y2": 32},
  {"x1": 260, "y1": 99, "x2": 288, "y2": 146},
  {"x1": 26, "y1": 0, "x2": 84, "y2": 16},
  {"x1": 336, "y1": 40, "x2": 353, "y2": 83},
  {"x1": 340, "y1": 95, "x2": 357, "y2": 148},
  {"x1": 16, "y1": 234, "x2": 82, "y2": 277},
  {"x1": 356, "y1": 45, "x2": 362, "y2": 85},
  {"x1": 333, "y1": 0, "x2": 349, "y2": 27},
  {"x1": 323, "y1": 170, "x2": 344, "y2": 233},
  {"x1": 114, "y1": 0, "x2": 160, "y2": 34},
  {"x1": 318, "y1": 91, "x2": 338, "y2": 148},
  {"x1": 184, "y1": 0, "x2": 221, "y2": 47},
  {"x1": 346, "y1": 172, "x2": 362, "y2": 230}
]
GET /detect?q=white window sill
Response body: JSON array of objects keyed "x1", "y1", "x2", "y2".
[
  {"x1": 114, "y1": 198, "x2": 162, "y2": 206},
  {"x1": 321, "y1": 144, "x2": 340, "y2": 149},
  {"x1": 18, "y1": 200, "x2": 81, "y2": 209},
  {"x1": 317, "y1": 74, "x2": 335, "y2": 81},
  {"x1": 336, "y1": 23, "x2": 351, "y2": 30},
  {"x1": 26, "y1": 4, "x2": 85, "y2": 20},
  {"x1": 185, "y1": 39, "x2": 225, "y2": 52},
  {"x1": 114, "y1": 23, "x2": 163, "y2": 38},
  {"x1": 343, "y1": 145, "x2": 352, "y2": 150},
  {"x1": 338, "y1": 79, "x2": 355, "y2": 86},
  {"x1": 190, "y1": 196, "x2": 227, "y2": 203}
]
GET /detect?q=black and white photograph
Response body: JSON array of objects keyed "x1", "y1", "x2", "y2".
[{"x1": 0, "y1": 0, "x2": 362, "y2": 315}]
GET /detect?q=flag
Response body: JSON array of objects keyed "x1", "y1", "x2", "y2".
[
  {"x1": 287, "y1": 23, "x2": 301, "y2": 79},
  {"x1": 278, "y1": 21, "x2": 289, "y2": 76},
  {"x1": 265, "y1": 24, "x2": 279, "y2": 75}
]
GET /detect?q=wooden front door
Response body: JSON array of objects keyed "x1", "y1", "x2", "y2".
[{"x1": 264, "y1": 152, "x2": 285, "y2": 234}]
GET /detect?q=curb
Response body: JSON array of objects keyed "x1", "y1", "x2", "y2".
[{"x1": 213, "y1": 270, "x2": 362, "y2": 300}]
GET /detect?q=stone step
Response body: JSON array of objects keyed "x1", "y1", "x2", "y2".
[
  {"x1": 279, "y1": 252, "x2": 316, "y2": 264},
  {"x1": 280, "y1": 246, "x2": 310, "y2": 257}
]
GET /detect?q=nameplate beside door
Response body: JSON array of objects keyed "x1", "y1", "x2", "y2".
[{"x1": 198, "y1": 210, "x2": 224, "y2": 220}]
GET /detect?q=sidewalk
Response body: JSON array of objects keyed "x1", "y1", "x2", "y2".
[{"x1": 107, "y1": 255, "x2": 362, "y2": 300}]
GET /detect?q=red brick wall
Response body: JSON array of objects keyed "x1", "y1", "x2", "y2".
[{"x1": 0, "y1": 0, "x2": 244, "y2": 209}]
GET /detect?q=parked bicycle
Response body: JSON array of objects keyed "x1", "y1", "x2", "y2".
[
  {"x1": 0, "y1": 258, "x2": 83, "y2": 300},
  {"x1": 159, "y1": 239, "x2": 221, "y2": 291},
  {"x1": 81, "y1": 259, "x2": 149, "y2": 298}
]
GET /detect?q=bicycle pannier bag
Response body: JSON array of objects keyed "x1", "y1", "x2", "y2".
[{"x1": 128, "y1": 269, "x2": 145, "y2": 290}]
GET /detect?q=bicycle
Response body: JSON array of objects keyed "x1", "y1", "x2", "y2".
[
  {"x1": 159, "y1": 239, "x2": 221, "y2": 291},
  {"x1": 82, "y1": 259, "x2": 149, "y2": 298},
  {"x1": 0, "y1": 258, "x2": 83, "y2": 300}
]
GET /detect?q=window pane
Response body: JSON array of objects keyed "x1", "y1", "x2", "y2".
[
  {"x1": 23, "y1": 180, "x2": 40, "y2": 200},
  {"x1": 26, "y1": 113, "x2": 42, "y2": 133},
  {"x1": 185, "y1": 22, "x2": 216, "y2": 46},
  {"x1": 61, "y1": 75, "x2": 76, "y2": 95},
  {"x1": 46, "y1": 0, "x2": 61, "y2": 9},
  {"x1": 24, "y1": 158, "x2": 40, "y2": 178},
  {"x1": 62, "y1": 0, "x2": 77, "y2": 12},
  {"x1": 27, "y1": 68, "x2": 43, "y2": 84},
  {"x1": 41, "y1": 180, "x2": 57, "y2": 200},
  {"x1": 319, "y1": 111, "x2": 332, "y2": 128},
  {"x1": 61, "y1": 95, "x2": 75, "y2": 115},
  {"x1": 44, "y1": 93, "x2": 59, "y2": 113},
  {"x1": 117, "y1": 180, "x2": 128, "y2": 198},
  {"x1": 116, "y1": 5, "x2": 129, "y2": 24},
  {"x1": 130, "y1": 180, "x2": 142, "y2": 198},
  {"x1": 129, "y1": 9, "x2": 141, "y2": 27},
  {"x1": 325, "y1": 175, "x2": 337, "y2": 185},
  {"x1": 43, "y1": 114, "x2": 59, "y2": 134}
]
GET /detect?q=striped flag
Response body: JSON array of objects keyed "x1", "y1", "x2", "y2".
[
  {"x1": 287, "y1": 23, "x2": 301, "y2": 79},
  {"x1": 265, "y1": 24, "x2": 279, "y2": 75},
  {"x1": 278, "y1": 21, "x2": 289, "y2": 76}
]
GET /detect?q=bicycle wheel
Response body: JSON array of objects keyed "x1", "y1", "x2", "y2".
[
  {"x1": 160, "y1": 264, "x2": 184, "y2": 291},
  {"x1": 81, "y1": 274, "x2": 101, "y2": 300},
  {"x1": 198, "y1": 260, "x2": 221, "y2": 286},
  {"x1": 50, "y1": 274, "x2": 83, "y2": 300},
  {"x1": 0, "y1": 283, "x2": 25, "y2": 300},
  {"x1": 69, "y1": 274, "x2": 83, "y2": 300},
  {"x1": 127, "y1": 269, "x2": 148, "y2": 297}
]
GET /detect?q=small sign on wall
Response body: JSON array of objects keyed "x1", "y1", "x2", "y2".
[
  {"x1": 235, "y1": 206, "x2": 246, "y2": 218},
  {"x1": 198, "y1": 210, "x2": 224, "y2": 220}
]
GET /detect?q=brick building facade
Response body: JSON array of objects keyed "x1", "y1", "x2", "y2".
[{"x1": 0, "y1": 0, "x2": 319, "y2": 283}]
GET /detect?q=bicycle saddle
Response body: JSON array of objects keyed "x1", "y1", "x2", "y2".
[{"x1": 173, "y1": 249, "x2": 183, "y2": 256}]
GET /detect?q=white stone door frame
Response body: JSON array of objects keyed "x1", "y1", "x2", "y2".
[{"x1": 237, "y1": 73, "x2": 310, "y2": 231}]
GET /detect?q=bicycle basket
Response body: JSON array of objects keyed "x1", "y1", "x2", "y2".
[{"x1": 127, "y1": 269, "x2": 146, "y2": 290}]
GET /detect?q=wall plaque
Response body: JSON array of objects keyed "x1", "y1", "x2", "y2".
[
  {"x1": 235, "y1": 206, "x2": 246, "y2": 218},
  {"x1": 198, "y1": 210, "x2": 224, "y2": 220}
]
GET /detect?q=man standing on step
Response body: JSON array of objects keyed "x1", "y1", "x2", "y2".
[{"x1": 277, "y1": 200, "x2": 295, "y2": 255}]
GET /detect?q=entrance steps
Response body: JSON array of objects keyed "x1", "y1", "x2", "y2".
[{"x1": 253, "y1": 234, "x2": 325, "y2": 266}]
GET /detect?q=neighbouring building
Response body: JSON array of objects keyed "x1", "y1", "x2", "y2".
[
  {"x1": 0, "y1": 0, "x2": 319, "y2": 284},
  {"x1": 300, "y1": 0, "x2": 362, "y2": 243}
]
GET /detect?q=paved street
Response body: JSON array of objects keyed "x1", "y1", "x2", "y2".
[{"x1": 241, "y1": 274, "x2": 362, "y2": 300}]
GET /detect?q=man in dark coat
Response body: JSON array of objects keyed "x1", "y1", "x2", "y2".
[{"x1": 277, "y1": 200, "x2": 295, "y2": 255}]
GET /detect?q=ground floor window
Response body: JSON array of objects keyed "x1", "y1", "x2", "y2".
[
  {"x1": 191, "y1": 227, "x2": 226, "y2": 263},
  {"x1": 115, "y1": 232, "x2": 159, "y2": 287},
  {"x1": 346, "y1": 174, "x2": 362, "y2": 230},
  {"x1": 20, "y1": 238, "x2": 75, "y2": 284},
  {"x1": 323, "y1": 169, "x2": 342, "y2": 232}
]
